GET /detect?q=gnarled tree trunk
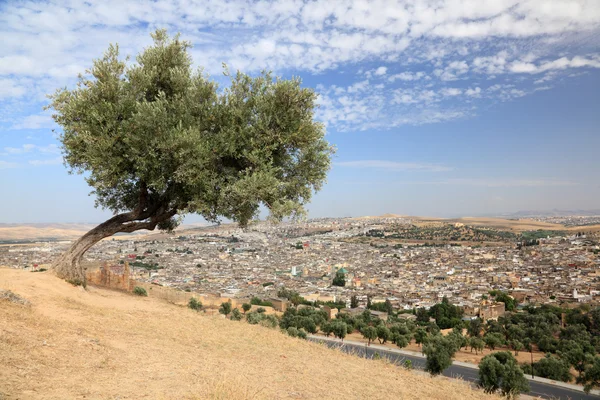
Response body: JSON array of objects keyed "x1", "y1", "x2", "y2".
[{"x1": 52, "y1": 204, "x2": 178, "y2": 285}]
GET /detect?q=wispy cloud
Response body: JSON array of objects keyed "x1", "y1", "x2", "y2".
[
  {"x1": 0, "y1": 160, "x2": 18, "y2": 169},
  {"x1": 28, "y1": 157, "x2": 62, "y2": 166},
  {"x1": 336, "y1": 160, "x2": 453, "y2": 172}
]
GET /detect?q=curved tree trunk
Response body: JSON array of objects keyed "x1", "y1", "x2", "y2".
[
  {"x1": 52, "y1": 204, "x2": 178, "y2": 286},
  {"x1": 52, "y1": 220, "x2": 124, "y2": 285}
]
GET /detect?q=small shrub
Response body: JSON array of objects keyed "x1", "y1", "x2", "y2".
[
  {"x1": 231, "y1": 308, "x2": 243, "y2": 321},
  {"x1": 403, "y1": 359, "x2": 413, "y2": 370},
  {"x1": 31, "y1": 268, "x2": 48, "y2": 273},
  {"x1": 188, "y1": 297, "x2": 203, "y2": 311},
  {"x1": 66, "y1": 279, "x2": 86, "y2": 288},
  {"x1": 133, "y1": 286, "x2": 148, "y2": 296},
  {"x1": 256, "y1": 307, "x2": 266, "y2": 314}
]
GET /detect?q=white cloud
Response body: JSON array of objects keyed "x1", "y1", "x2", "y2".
[
  {"x1": 28, "y1": 157, "x2": 63, "y2": 166},
  {"x1": 336, "y1": 160, "x2": 452, "y2": 172},
  {"x1": 374, "y1": 66, "x2": 387, "y2": 76},
  {"x1": 11, "y1": 114, "x2": 55, "y2": 130},
  {"x1": 0, "y1": 0, "x2": 599, "y2": 134},
  {"x1": 388, "y1": 71, "x2": 426, "y2": 82}
]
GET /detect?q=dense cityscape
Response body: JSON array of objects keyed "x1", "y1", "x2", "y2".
[{"x1": 3, "y1": 215, "x2": 599, "y2": 315}]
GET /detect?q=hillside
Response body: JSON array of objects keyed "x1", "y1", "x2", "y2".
[{"x1": 0, "y1": 268, "x2": 497, "y2": 400}]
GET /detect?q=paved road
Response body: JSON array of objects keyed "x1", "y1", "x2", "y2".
[{"x1": 310, "y1": 338, "x2": 600, "y2": 400}]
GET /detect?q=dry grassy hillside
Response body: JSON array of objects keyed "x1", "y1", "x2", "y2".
[{"x1": 0, "y1": 268, "x2": 497, "y2": 400}]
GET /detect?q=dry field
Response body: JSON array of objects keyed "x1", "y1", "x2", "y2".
[{"x1": 0, "y1": 268, "x2": 498, "y2": 400}]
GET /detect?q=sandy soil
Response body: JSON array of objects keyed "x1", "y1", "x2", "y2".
[{"x1": 0, "y1": 268, "x2": 498, "y2": 400}]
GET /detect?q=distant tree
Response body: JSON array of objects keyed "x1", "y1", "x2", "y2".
[
  {"x1": 508, "y1": 340, "x2": 523, "y2": 356},
  {"x1": 423, "y1": 335, "x2": 459, "y2": 376},
  {"x1": 522, "y1": 354, "x2": 571, "y2": 382},
  {"x1": 394, "y1": 334, "x2": 410, "y2": 349},
  {"x1": 47, "y1": 30, "x2": 331, "y2": 284},
  {"x1": 559, "y1": 340, "x2": 593, "y2": 378},
  {"x1": 362, "y1": 326, "x2": 378, "y2": 346},
  {"x1": 414, "y1": 328, "x2": 428, "y2": 348},
  {"x1": 321, "y1": 321, "x2": 333, "y2": 337},
  {"x1": 242, "y1": 303, "x2": 251, "y2": 314},
  {"x1": 478, "y1": 352, "x2": 529, "y2": 399},
  {"x1": 332, "y1": 270, "x2": 346, "y2": 287},
  {"x1": 384, "y1": 299, "x2": 393, "y2": 314},
  {"x1": 489, "y1": 291, "x2": 517, "y2": 312},
  {"x1": 230, "y1": 308, "x2": 243, "y2": 321},
  {"x1": 582, "y1": 356, "x2": 600, "y2": 393},
  {"x1": 470, "y1": 337, "x2": 485, "y2": 355},
  {"x1": 350, "y1": 295, "x2": 359, "y2": 308},
  {"x1": 376, "y1": 325, "x2": 392, "y2": 344},
  {"x1": 219, "y1": 301, "x2": 232, "y2": 316},
  {"x1": 332, "y1": 321, "x2": 348, "y2": 341},
  {"x1": 484, "y1": 332, "x2": 505, "y2": 351},
  {"x1": 416, "y1": 308, "x2": 430, "y2": 324},
  {"x1": 468, "y1": 318, "x2": 483, "y2": 338}
]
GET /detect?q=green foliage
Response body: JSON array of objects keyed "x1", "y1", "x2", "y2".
[
  {"x1": 219, "y1": 301, "x2": 232, "y2": 316},
  {"x1": 256, "y1": 307, "x2": 266, "y2": 314},
  {"x1": 279, "y1": 306, "x2": 326, "y2": 334},
  {"x1": 133, "y1": 286, "x2": 148, "y2": 296},
  {"x1": 350, "y1": 295, "x2": 359, "y2": 309},
  {"x1": 362, "y1": 326, "x2": 378, "y2": 345},
  {"x1": 376, "y1": 325, "x2": 392, "y2": 344},
  {"x1": 582, "y1": 356, "x2": 600, "y2": 393},
  {"x1": 250, "y1": 297, "x2": 273, "y2": 307},
  {"x1": 470, "y1": 337, "x2": 485, "y2": 355},
  {"x1": 489, "y1": 290, "x2": 518, "y2": 311},
  {"x1": 478, "y1": 352, "x2": 529, "y2": 399},
  {"x1": 428, "y1": 297, "x2": 464, "y2": 329},
  {"x1": 188, "y1": 297, "x2": 203, "y2": 311},
  {"x1": 30, "y1": 268, "x2": 48, "y2": 273},
  {"x1": 423, "y1": 335, "x2": 459, "y2": 375},
  {"x1": 332, "y1": 269, "x2": 346, "y2": 287},
  {"x1": 48, "y1": 29, "x2": 332, "y2": 233},
  {"x1": 331, "y1": 321, "x2": 348, "y2": 340},
  {"x1": 242, "y1": 303, "x2": 251, "y2": 313},
  {"x1": 286, "y1": 327, "x2": 307, "y2": 339},
  {"x1": 230, "y1": 308, "x2": 243, "y2": 321},
  {"x1": 414, "y1": 328, "x2": 428, "y2": 347},
  {"x1": 521, "y1": 354, "x2": 571, "y2": 382},
  {"x1": 66, "y1": 278, "x2": 86, "y2": 288},
  {"x1": 403, "y1": 359, "x2": 413, "y2": 370},
  {"x1": 484, "y1": 332, "x2": 505, "y2": 351}
]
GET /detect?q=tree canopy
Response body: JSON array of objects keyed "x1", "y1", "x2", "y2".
[{"x1": 48, "y1": 30, "x2": 332, "y2": 282}]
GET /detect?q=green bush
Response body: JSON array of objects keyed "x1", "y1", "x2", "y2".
[
  {"x1": 188, "y1": 297, "x2": 203, "y2": 311},
  {"x1": 133, "y1": 286, "x2": 148, "y2": 296}
]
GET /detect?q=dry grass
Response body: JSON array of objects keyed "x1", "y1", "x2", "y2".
[{"x1": 0, "y1": 268, "x2": 498, "y2": 400}]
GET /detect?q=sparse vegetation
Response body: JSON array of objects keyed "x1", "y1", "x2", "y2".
[
  {"x1": 188, "y1": 297, "x2": 203, "y2": 311},
  {"x1": 133, "y1": 286, "x2": 148, "y2": 296}
]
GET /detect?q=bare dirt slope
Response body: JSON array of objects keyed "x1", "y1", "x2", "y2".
[{"x1": 0, "y1": 268, "x2": 497, "y2": 400}]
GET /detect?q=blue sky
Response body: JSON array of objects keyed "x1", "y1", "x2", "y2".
[{"x1": 1, "y1": 0, "x2": 599, "y2": 223}]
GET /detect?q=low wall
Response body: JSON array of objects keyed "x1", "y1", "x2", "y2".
[{"x1": 85, "y1": 262, "x2": 260, "y2": 310}]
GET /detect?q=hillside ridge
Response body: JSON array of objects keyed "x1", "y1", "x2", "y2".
[{"x1": 0, "y1": 268, "x2": 497, "y2": 400}]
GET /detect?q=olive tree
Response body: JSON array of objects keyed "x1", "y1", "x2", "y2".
[
  {"x1": 478, "y1": 352, "x2": 529, "y2": 399},
  {"x1": 48, "y1": 30, "x2": 332, "y2": 283}
]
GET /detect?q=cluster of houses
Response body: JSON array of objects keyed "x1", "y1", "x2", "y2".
[{"x1": 2, "y1": 217, "x2": 599, "y2": 318}]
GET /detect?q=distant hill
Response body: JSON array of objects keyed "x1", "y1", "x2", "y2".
[
  {"x1": 0, "y1": 268, "x2": 497, "y2": 400},
  {"x1": 496, "y1": 209, "x2": 600, "y2": 218}
]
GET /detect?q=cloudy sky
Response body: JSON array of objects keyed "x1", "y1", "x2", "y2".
[{"x1": 1, "y1": 0, "x2": 600, "y2": 223}]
